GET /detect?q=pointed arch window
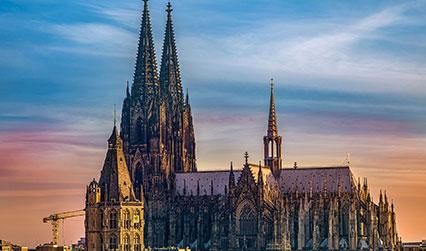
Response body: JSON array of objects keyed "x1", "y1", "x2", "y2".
[
  {"x1": 123, "y1": 234, "x2": 130, "y2": 251},
  {"x1": 134, "y1": 234, "x2": 141, "y2": 251},
  {"x1": 134, "y1": 162, "x2": 143, "y2": 195},
  {"x1": 123, "y1": 209, "x2": 131, "y2": 229},
  {"x1": 134, "y1": 209, "x2": 141, "y2": 228},
  {"x1": 109, "y1": 234, "x2": 117, "y2": 250},
  {"x1": 239, "y1": 205, "x2": 257, "y2": 236},
  {"x1": 109, "y1": 210, "x2": 117, "y2": 229},
  {"x1": 136, "y1": 117, "x2": 144, "y2": 143}
]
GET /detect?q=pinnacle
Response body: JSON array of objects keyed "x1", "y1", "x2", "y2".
[{"x1": 267, "y1": 78, "x2": 278, "y2": 137}]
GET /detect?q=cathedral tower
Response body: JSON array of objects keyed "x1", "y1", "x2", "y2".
[
  {"x1": 120, "y1": 1, "x2": 197, "y2": 247},
  {"x1": 85, "y1": 122, "x2": 144, "y2": 251},
  {"x1": 263, "y1": 79, "x2": 282, "y2": 178}
]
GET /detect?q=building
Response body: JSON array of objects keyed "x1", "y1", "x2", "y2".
[
  {"x1": 403, "y1": 240, "x2": 426, "y2": 251},
  {"x1": 85, "y1": 0, "x2": 402, "y2": 250},
  {"x1": 0, "y1": 240, "x2": 28, "y2": 251},
  {"x1": 71, "y1": 238, "x2": 85, "y2": 251},
  {"x1": 35, "y1": 245, "x2": 70, "y2": 251},
  {"x1": 84, "y1": 124, "x2": 144, "y2": 251}
]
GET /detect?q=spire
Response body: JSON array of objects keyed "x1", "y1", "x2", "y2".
[
  {"x1": 100, "y1": 121, "x2": 136, "y2": 202},
  {"x1": 113, "y1": 104, "x2": 117, "y2": 128},
  {"x1": 185, "y1": 88, "x2": 190, "y2": 106},
  {"x1": 267, "y1": 78, "x2": 278, "y2": 137},
  {"x1": 160, "y1": 1, "x2": 183, "y2": 106},
  {"x1": 258, "y1": 161, "x2": 263, "y2": 187},
  {"x1": 244, "y1": 151, "x2": 249, "y2": 165},
  {"x1": 109, "y1": 106, "x2": 120, "y2": 149},
  {"x1": 263, "y1": 78, "x2": 282, "y2": 177},
  {"x1": 385, "y1": 190, "x2": 389, "y2": 206},
  {"x1": 126, "y1": 80, "x2": 130, "y2": 97},
  {"x1": 229, "y1": 161, "x2": 235, "y2": 189},
  {"x1": 132, "y1": 0, "x2": 159, "y2": 99}
]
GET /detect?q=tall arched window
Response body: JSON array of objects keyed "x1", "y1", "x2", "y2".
[
  {"x1": 134, "y1": 163, "x2": 143, "y2": 193},
  {"x1": 109, "y1": 234, "x2": 117, "y2": 250},
  {"x1": 109, "y1": 210, "x2": 117, "y2": 229},
  {"x1": 239, "y1": 205, "x2": 256, "y2": 236},
  {"x1": 134, "y1": 210, "x2": 141, "y2": 229},
  {"x1": 136, "y1": 117, "x2": 144, "y2": 143},
  {"x1": 123, "y1": 234, "x2": 130, "y2": 251},
  {"x1": 134, "y1": 234, "x2": 141, "y2": 251},
  {"x1": 123, "y1": 210, "x2": 131, "y2": 229}
]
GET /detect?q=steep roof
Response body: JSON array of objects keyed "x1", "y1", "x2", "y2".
[
  {"x1": 278, "y1": 166, "x2": 354, "y2": 194},
  {"x1": 175, "y1": 170, "x2": 242, "y2": 196},
  {"x1": 99, "y1": 125, "x2": 136, "y2": 202},
  {"x1": 175, "y1": 166, "x2": 355, "y2": 196}
]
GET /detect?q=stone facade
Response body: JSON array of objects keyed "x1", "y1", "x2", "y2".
[
  {"x1": 85, "y1": 125, "x2": 144, "y2": 251},
  {"x1": 86, "y1": 1, "x2": 402, "y2": 250}
]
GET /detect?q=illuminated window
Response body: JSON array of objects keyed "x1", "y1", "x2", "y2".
[
  {"x1": 123, "y1": 210, "x2": 131, "y2": 229},
  {"x1": 134, "y1": 210, "x2": 141, "y2": 228},
  {"x1": 134, "y1": 234, "x2": 141, "y2": 251},
  {"x1": 123, "y1": 234, "x2": 130, "y2": 251}
]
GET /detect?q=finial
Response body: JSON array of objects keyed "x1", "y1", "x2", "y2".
[
  {"x1": 185, "y1": 88, "x2": 189, "y2": 104},
  {"x1": 113, "y1": 104, "x2": 117, "y2": 127},
  {"x1": 230, "y1": 161, "x2": 233, "y2": 172},
  {"x1": 294, "y1": 162, "x2": 297, "y2": 169},
  {"x1": 344, "y1": 153, "x2": 351, "y2": 166},
  {"x1": 270, "y1": 78, "x2": 274, "y2": 90},
  {"x1": 244, "y1": 152, "x2": 249, "y2": 164},
  {"x1": 166, "y1": 2, "x2": 173, "y2": 14}
]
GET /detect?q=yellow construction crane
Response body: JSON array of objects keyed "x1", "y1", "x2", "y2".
[{"x1": 43, "y1": 209, "x2": 85, "y2": 245}]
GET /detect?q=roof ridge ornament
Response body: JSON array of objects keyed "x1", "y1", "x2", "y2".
[{"x1": 244, "y1": 151, "x2": 249, "y2": 165}]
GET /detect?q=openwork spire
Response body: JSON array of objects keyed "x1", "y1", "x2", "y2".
[
  {"x1": 132, "y1": 0, "x2": 159, "y2": 99},
  {"x1": 267, "y1": 78, "x2": 278, "y2": 137},
  {"x1": 160, "y1": 1, "x2": 183, "y2": 106}
]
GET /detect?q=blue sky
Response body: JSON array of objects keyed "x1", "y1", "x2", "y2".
[{"x1": 0, "y1": 0, "x2": 426, "y2": 245}]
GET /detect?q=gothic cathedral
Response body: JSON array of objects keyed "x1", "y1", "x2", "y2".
[{"x1": 85, "y1": 1, "x2": 402, "y2": 250}]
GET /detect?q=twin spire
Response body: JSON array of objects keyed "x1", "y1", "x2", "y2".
[
  {"x1": 160, "y1": 1, "x2": 183, "y2": 107},
  {"x1": 132, "y1": 0, "x2": 183, "y2": 105},
  {"x1": 132, "y1": 0, "x2": 159, "y2": 99}
]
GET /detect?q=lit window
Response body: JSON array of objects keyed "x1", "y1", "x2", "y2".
[
  {"x1": 134, "y1": 234, "x2": 141, "y2": 251},
  {"x1": 123, "y1": 234, "x2": 130, "y2": 251},
  {"x1": 123, "y1": 210, "x2": 131, "y2": 229}
]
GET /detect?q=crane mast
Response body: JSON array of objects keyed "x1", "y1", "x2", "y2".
[{"x1": 43, "y1": 209, "x2": 85, "y2": 245}]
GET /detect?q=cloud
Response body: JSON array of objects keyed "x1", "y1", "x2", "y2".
[
  {"x1": 43, "y1": 23, "x2": 137, "y2": 57},
  {"x1": 178, "y1": 3, "x2": 426, "y2": 95}
]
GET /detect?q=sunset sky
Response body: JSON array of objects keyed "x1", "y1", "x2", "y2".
[{"x1": 1, "y1": 0, "x2": 426, "y2": 247}]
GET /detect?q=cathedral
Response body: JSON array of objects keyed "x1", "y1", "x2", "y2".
[{"x1": 85, "y1": 1, "x2": 402, "y2": 250}]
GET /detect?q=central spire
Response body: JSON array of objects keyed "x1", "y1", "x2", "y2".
[
  {"x1": 263, "y1": 78, "x2": 282, "y2": 178},
  {"x1": 267, "y1": 78, "x2": 278, "y2": 137},
  {"x1": 132, "y1": 0, "x2": 160, "y2": 99}
]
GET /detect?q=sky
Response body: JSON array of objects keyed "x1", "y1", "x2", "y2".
[{"x1": 0, "y1": 0, "x2": 425, "y2": 247}]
